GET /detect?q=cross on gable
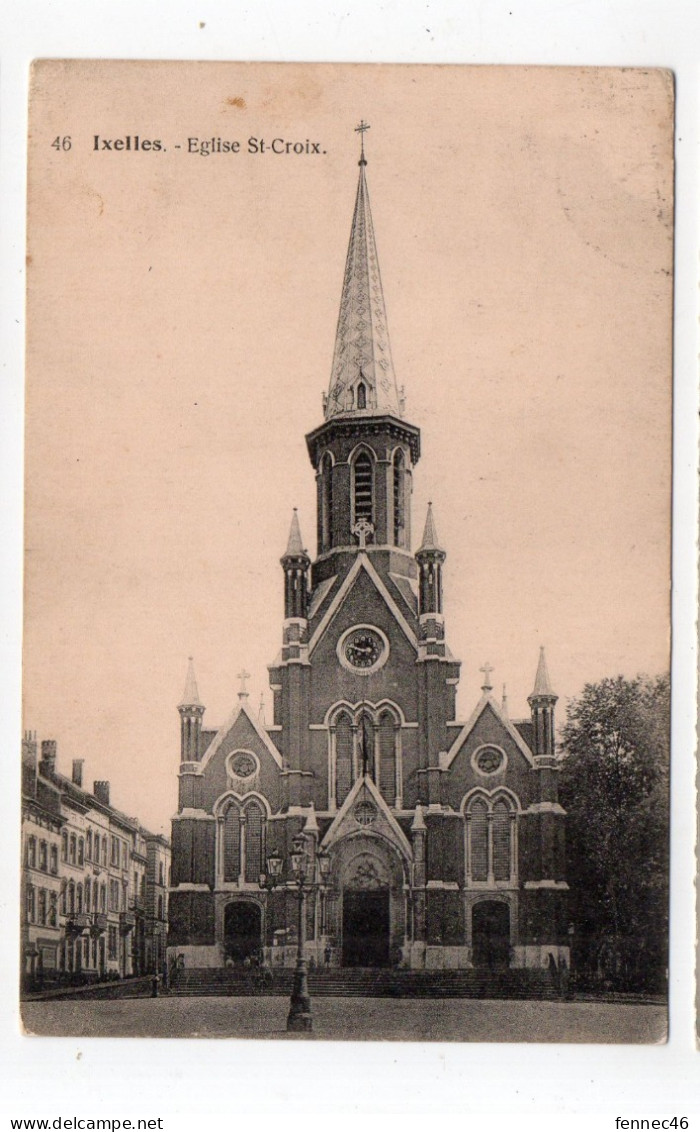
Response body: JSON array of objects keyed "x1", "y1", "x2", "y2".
[
  {"x1": 236, "y1": 669, "x2": 251, "y2": 698},
  {"x1": 479, "y1": 662, "x2": 494, "y2": 691}
]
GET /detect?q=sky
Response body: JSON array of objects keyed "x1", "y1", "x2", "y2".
[{"x1": 23, "y1": 62, "x2": 673, "y2": 834}]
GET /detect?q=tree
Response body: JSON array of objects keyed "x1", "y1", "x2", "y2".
[{"x1": 559, "y1": 674, "x2": 669, "y2": 993}]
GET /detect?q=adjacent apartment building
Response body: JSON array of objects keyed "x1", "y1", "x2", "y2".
[{"x1": 21, "y1": 733, "x2": 170, "y2": 990}]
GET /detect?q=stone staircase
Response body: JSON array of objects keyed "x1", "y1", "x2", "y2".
[{"x1": 169, "y1": 967, "x2": 557, "y2": 1000}]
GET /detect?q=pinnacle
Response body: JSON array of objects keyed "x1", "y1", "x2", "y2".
[
  {"x1": 284, "y1": 508, "x2": 306, "y2": 557},
  {"x1": 531, "y1": 646, "x2": 556, "y2": 699},
  {"x1": 418, "y1": 502, "x2": 443, "y2": 553},
  {"x1": 179, "y1": 656, "x2": 202, "y2": 707}
]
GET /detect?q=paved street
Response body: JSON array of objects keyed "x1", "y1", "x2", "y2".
[{"x1": 22, "y1": 995, "x2": 666, "y2": 1043}]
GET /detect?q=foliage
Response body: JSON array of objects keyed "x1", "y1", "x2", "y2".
[{"x1": 559, "y1": 674, "x2": 669, "y2": 993}]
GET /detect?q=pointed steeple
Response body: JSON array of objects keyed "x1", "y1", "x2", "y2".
[
  {"x1": 284, "y1": 508, "x2": 306, "y2": 558},
  {"x1": 530, "y1": 646, "x2": 556, "y2": 700},
  {"x1": 418, "y1": 502, "x2": 444, "y2": 553},
  {"x1": 325, "y1": 126, "x2": 401, "y2": 421},
  {"x1": 528, "y1": 647, "x2": 557, "y2": 758},
  {"x1": 178, "y1": 657, "x2": 204, "y2": 763},
  {"x1": 179, "y1": 656, "x2": 201, "y2": 708}
]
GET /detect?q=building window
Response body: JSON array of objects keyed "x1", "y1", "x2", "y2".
[
  {"x1": 76, "y1": 883, "x2": 83, "y2": 914},
  {"x1": 27, "y1": 836, "x2": 37, "y2": 869},
  {"x1": 159, "y1": 862, "x2": 164, "y2": 886},
  {"x1": 102, "y1": 836, "x2": 108, "y2": 865},
  {"x1": 464, "y1": 793, "x2": 517, "y2": 886},
  {"x1": 48, "y1": 892, "x2": 57, "y2": 927},
  {"x1": 111, "y1": 837, "x2": 119, "y2": 867},
  {"x1": 392, "y1": 449, "x2": 405, "y2": 547},
  {"x1": 26, "y1": 885, "x2": 35, "y2": 923},
  {"x1": 60, "y1": 884, "x2": 67, "y2": 915},
  {"x1": 220, "y1": 799, "x2": 267, "y2": 884},
  {"x1": 100, "y1": 884, "x2": 106, "y2": 913},
  {"x1": 157, "y1": 895, "x2": 164, "y2": 920},
  {"x1": 357, "y1": 381, "x2": 367, "y2": 409},
  {"x1": 109, "y1": 880, "x2": 120, "y2": 912},
  {"x1": 330, "y1": 703, "x2": 402, "y2": 808},
  {"x1": 68, "y1": 881, "x2": 75, "y2": 914},
  {"x1": 85, "y1": 878, "x2": 91, "y2": 912},
  {"x1": 321, "y1": 452, "x2": 333, "y2": 550},
  {"x1": 352, "y1": 451, "x2": 373, "y2": 526},
  {"x1": 244, "y1": 801, "x2": 265, "y2": 883},
  {"x1": 86, "y1": 830, "x2": 92, "y2": 861},
  {"x1": 50, "y1": 845, "x2": 58, "y2": 874},
  {"x1": 78, "y1": 838, "x2": 84, "y2": 865},
  {"x1": 83, "y1": 937, "x2": 90, "y2": 966},
  {"x1": 39, "y1": 840, "x2": 48, "y2": 871},
  {"x1": 61, "y1": 831, "x2": 67, "y2": 861},
  {"x1": 140, "y1": 875, "x2": 146, "y2": 901},
  {"x1": 108, "y1": 926, "x2": 117, "y2": 960},
  {"x1": 38, "y1": 889, "x2": 47, "y2": 925},
  {"x1": 69, "y1": 834, "x2": 77, "y2": 864},
  {"x1": 122, "y1": 843, "x2": 128, "y2": 870}
]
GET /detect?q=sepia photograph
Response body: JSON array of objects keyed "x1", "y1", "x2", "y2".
[{"x1": 21, "y1": 60, "x2": 672, "y2": 1044}]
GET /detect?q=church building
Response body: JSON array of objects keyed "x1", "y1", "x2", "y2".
[{"x1": 168, "y1": 132, "x2": 568, "y2": 974}]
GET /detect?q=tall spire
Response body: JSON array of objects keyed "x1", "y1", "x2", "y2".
[
  {"x1": 179, "y1": 656, "x2": 201, "y2": 708},
  {"x1": 530, "y1": 646, "x2": 556, "y2": 699},
  {"x1": 325, "y1": 124, "x2": 401, "y2": 422}
]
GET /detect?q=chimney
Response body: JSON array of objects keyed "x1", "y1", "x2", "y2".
[
  {"x1": 93, "y1": 780, "x2": 110, "y2": 806},
  {"x1": 40, "y1": 739, "x2": 57, "y2": 773},
  {"x1": 72, "y1": 759, "x2": 84, "y2": 787},
  {"x1": 22, "y1": 731, "x2": 38, "y2": 795}
]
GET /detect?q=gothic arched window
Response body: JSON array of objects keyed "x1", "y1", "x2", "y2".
[
  {"x1": 335, "y1": 714, "x2": 354, "y2": 807},
  {"x1": 321, "y1": 452, "x2": 333, "y2": 551},
  {"x1": 378, "y1": 711, "x2": 397, "y2": 804},
  {"x1": 464, "y1": 793, "x2": 517, "y2": 885},
  {"x1": 468, "y1": 799, "x2": 489, "y2": 882},
  {"x1": 393, "y1": 449, "x2": 405, "y2": 547},
  {"x1": 223, "y1": 801, "x2": 241, "y2": 882},
  {"x1": 220, "y1": 797, "x2": 268, "y2": 885},
  {"x1": 353, "y1": 451, "x2": 373, "y2": 526},
  {"x1": 244, "y1": 800, "x2": 265, "y2": 883},
  {"x1": 357, "y1": 382, "x2": 367, "y2": 409}
]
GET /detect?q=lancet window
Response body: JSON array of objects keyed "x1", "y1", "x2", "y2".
[
  {"x1": 328, "y1": 703, "x2": 403, "y2": 809},
  {"x1": 392, "y1": 449, "x2": 405, "y2": 547},
  {"x1": 218, "y1": 796, "x2": 267, "y2": 886},
  {"x1": 464, "y1": 792, "x2": 518, "y2": 886}
]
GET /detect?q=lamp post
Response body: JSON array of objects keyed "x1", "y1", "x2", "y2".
[{"x1": 259, "y1": 832, "x2": 330, "y2": 1033}]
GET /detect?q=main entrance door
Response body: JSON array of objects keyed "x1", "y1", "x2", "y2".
[
  {"x1": 342, "y1": 890, "x2": 390, "y2": 967},
  {"x1": 472, "y1": 900, "x2": 510, "y2": 969},
  {"x1": 224, "y1": 901, "x2": 262, "y2": 964}
]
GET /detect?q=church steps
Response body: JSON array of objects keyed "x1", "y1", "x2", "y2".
[{"x1": 168, "y1": 968, "x2": 558, "y2": 1000}]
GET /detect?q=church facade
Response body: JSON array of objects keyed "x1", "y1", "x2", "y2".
[{"x1": 168, "y1": 138, "x2": 568, "y2": 973}]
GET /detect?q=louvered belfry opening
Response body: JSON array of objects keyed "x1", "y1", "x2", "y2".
[{"x1": 353, "y1": 452, "x2": 373, "y2": 525}]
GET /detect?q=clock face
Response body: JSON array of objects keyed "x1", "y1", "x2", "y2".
[{"x1": 339, "y1": 626, "x2": 388, "y2": 673}]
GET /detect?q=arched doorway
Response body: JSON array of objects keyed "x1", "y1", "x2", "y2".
[
  {"x1": 341, "y1": 851, "x2": 391, "y2": 967},
  {"x1": 224, "y1": 901, "x2": 262, "y2": 964},
  {"x1": 472, "y1": 900, "x2": 510, "y2": 969}
]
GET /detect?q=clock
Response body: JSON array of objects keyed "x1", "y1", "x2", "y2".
[{"x1": 338, "y1": 625, "x2": 389, "y2": 674}]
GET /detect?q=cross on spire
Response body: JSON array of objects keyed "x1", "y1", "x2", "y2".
[
  {"x1": 237, "y1": 669, "x2": 251, "y2": 700},
  {"x1": 355, "y1": 119, "x2": 370, "y2": 165},
  {"x1": 479, "y1": 662, "x2": 494, "y2": 692}
]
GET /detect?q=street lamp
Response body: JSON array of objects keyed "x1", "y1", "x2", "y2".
[{"x1": 259, "y1": 833, "x2": 330, "y2": 1033}]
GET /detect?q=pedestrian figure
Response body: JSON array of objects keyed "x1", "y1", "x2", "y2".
[
  {"x1": 324, "y1": 943, "x2": 332, "y2": 968},
  {"x1": 151, "y1": 972, "x2": 160, "y2": 998}
]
